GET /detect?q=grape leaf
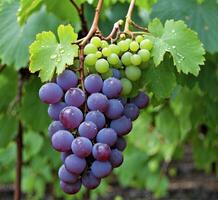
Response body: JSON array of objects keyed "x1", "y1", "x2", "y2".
[
  {"x1": 0, "y1": 115, "x2": 18, "y2": 148},
  {"x1": 19, "y1": 77, "x2": 50, "y2": 132},
  {"x1": 148, "y1": 19, "x2": 205, "y2": 76},
  {"x1": 151, "y1": 0, "x2": 218, "y2": 53},
  {"x1": 17, "y1": 0, "x2": 42, "y2": 25},
  {"x1": 29, "y1": 24, "x2": 79, "y2": 82},
  {"x1": 143, "y1": 63, "x2": 177, "y2": 99},
  {"x1": 0, "y1": 67, "x2": 17, "y2": 112},
  {"x1": 0, "y1": 0, "x2": 61, "y2": 69}
]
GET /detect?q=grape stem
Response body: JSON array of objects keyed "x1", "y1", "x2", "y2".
[
  {"x1": 124, "y1": 0, "x2": 135, "y2": 36},
  {"x1": 70, "y1": 0, "x2": 88, "y2": 36},
  {"x1": 104, "y1": 20, "x2": 123, "y2": 42}
]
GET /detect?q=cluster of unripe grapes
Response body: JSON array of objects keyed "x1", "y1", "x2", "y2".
[
  {"x1": 38, "y1": 35, "x2": 151, "y2": 195},
  {"x1": 84, "y1": 35, "x2": 153, "y2": 96}
]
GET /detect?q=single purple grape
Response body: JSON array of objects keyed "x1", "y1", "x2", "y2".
[
  {"x1": 110, "y1": 149, "x2": 123, "y2": 168},
  {"x1": 91, "y1": 161, "x2": 112, "y2": 178},
  {"x1": 124, "y1": 103, "x2": 139, "y2": 121},
  {"x1": 48, "y1": 102, "x2": 66, "y2": 120},
  {"x1": 130, "y1": 91, "x2": 149, "y2": 109},
  {"x1": 82, "y1": 171, "x2": 101, "y2": 189},
  {"x1": 102, "y1": 77, "x2": 122, "y2": 98},
  {"x1": 39, "y1": 83, "x2": 63, "y2": 104},
  {"x1": 115, "y1": 137, "x2": 127, "y2": 151},
  {"x1": 112, "y1": 68, "x2": 121, "y2": 79},
  {"x1": 78, "y1": 121, "x2": 98, "y2": 139},
  {"x1": 96, "y1": 128, "x2": 117, "y2": 147},
  {"x1": 85, "y1": 111, "x2": 106, "y2": 130},
  {"x1": 60, "y1": 180, "x2": 81, "y2": 194},
  {"x1": 92, "y1": 143, "x2": 111, "y2": 161},
  {"x1": 48, "y1": 121, "x2": 66, "y2": 138},
  {"x1": 58, "y1": 165, "x2": 78, "y2": 184},
  {"x1": 84, "y1": 74, "x2": 103, "y2": 93},
  {"x1": 105, "y1": 99, "x2": 124, "y2": 120},
  {"x1": 65, "y1": 88, "x2": 86, "y2": 107}
]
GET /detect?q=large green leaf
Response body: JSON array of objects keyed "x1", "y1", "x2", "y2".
[
  {"x1": 19, "y1": 77, "x2": 50, "y2": 132},
  {"x1": 148, "y1": 19, "x2": 205, "y2": 76},
  {"x1": 0, "y1": 0, "x2": 61, "y2": 69},
  {"x1": 151, "y1": 0, "x2": 218, "y2": 53},
  {"x1": 29, "y1": 24, "x2": 79, "y2": 82}
]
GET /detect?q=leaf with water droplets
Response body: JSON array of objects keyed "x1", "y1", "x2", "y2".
[
  {"x1": 29, "y1": 24, "x2": 79, "y2": 82},
  {"x1": 147, "y1": 19, "x2": 205, "y2": 76}
]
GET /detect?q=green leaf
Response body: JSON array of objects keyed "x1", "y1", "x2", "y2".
[
  {"x1": 0, "y1": 1, "x2": 61, "y2": 69},
  {"x1": 148, "y1": 19, "x2": 205, "y2": 75},
  {"x1": 143, "y1": 63, "x2": 177, "y2": 99},
  {"x1": 151, "y1": 0, "x2": 218, "y2": 53},
  {"x1": 0, "y1": 115, "x2": 18, "y2": 148},
  {"x1": 19, "y1": 77, "x2": 50, "y2": 132},
  {"x1": 29, "y1": 24, "x2": 79, "y2": 82},
  {"x1": 17, "y1": 0, "x2": 42, "y2": 25},
  {"x1": 0, "y1": 67, "x2": 17, "y2": 112}
]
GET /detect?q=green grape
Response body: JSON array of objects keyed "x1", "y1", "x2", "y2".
[
  {"x1": 125, "y1": 38, "x2": 132, "y2": 45},
  {"x1": 96, "y1": 51, "x2": 102, "y2": 59},
  {"x1": 117, "y1": 40, "x2": 129, "y2": 52},
  {"x1": 102, "y1": 47, "x2": 112, "y2": 57},
  {"x1": 130, "y1": 41, "x2": 139, "y2": 52},
  {"x1": 131, "y1": 54, "x2": 142, "y2": 65},
  {"x1": 101, "y1": 69, "x2": 113, "y2": 80},
  {"x1": 101, "y1": 40, "x2": 109, "y2": 48},
  {"x1": 107, "y1": 53, "x2": 119, "y2": 65},
  {"x1": 84, "y1": 43, "x2": 98, "y2": 55},
  {"x1": 135, "y1": 35, "x2": 144, "y2": 43},
  {"x1": 84, "y1": 54, "x2": 97, "y2": 66},
  {"x1": 95, "y1": 58, "x2": 109, "y2": 73},
  {"x1": 114, "y1": 60, "x2": 123, "y2": 69},
  {"x1": 125, "y1": 66, "x2": 142, "y2": 81},
  {"x1": 140, "y1": 39, "x2": 153, "y2": 50},
  {"x1": 138, "y1": 49, "x2": 150, "y2": 62},
  {"x1": 121, "y1": 52, "x2": 132, "y2": 66},
  {"x1": 109, "y1": 44, "x2": 121, "y2": 55},
  {"x1": 91, "y1": 36, "x2": 101, "y2": 48},
  {"x1": 148, "y1": 160, "x2": 159, "y2": 172},
  {"x1": 121, "y1": 78, "x2": 133, "y2": 95}
]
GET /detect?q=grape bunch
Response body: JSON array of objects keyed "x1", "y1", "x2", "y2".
[
  {"x1": 84, "y1": 35, "x2": 153, "y2": 97},
  {"x1": 38, "y1": 35, "x2": 150, "y2": 195}
]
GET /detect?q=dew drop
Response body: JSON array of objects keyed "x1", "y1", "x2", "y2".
[
  {"x1": 172, "y1": 29, "x2": 175, "y2": 33},
  {"x1": 60, "y1": 49, "x2": 65, "y2": 54},
  {"x1": 172, "y1": 45, "x2": 176, "y2": 49},
  {"x1": 50, "y1": 54, "x2": 57, "y2": 59}
]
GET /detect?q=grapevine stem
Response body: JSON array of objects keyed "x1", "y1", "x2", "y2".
[
  {"x1": 79, "y1": 46, "x2": 85, "y2": 91},
  {"x1": 124, "y1": 0, "x2": 135, "y2": 35},
  {"x1": 105, "y1": 20, "x2": 123, "y2": 41},
  {"x1": 81, "y1": 0, "x2": 103, "y2": 46}
]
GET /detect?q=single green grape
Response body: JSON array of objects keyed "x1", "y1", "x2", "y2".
[
  {"x1": 131, "y1": 54, "x2": 142, "y2": 66},
  {"x1": 130, "y1": 41, "x2": 139, "y2": 52},
  {"x1": 125, "y1": 66, "x2": 142, "y2": 81},
  {"x1": 84, "y1": 54, "x2": 97, "y2": 66},
  {"x1": 109, "y1": 44, "x2": 121, "y2": 55},
  {"x1": 96, "y1": 51, "x2": 102, "y2": 59},
  {"x1": 140, "y1": 39, "x2": 153, "y2": 50},
  {"x1": 121, "y1": 52, "x2": 132, "y2": 66},
  {"x1": 84, "y1": 43, "x2": 98, "y2": 55},
  {"x1": 102, "y1": 47, "x2": 112, "y2": 57},
  {"x1": 138, "y1": 49, "x2": 150, "y2": 62},
  {"x1": 101, "y1": 69, "x2": 113, "y2": 80},
  {"x1": 95, "y1": 58, "x2": 109, "y2": 73},
  {"x1": 90, "y1": 36, "x2": 101, "y2": 48},
  {"x1": 135, "y1": 35, "x2": 144, "y2": 43},
  {"x1": 125, "y1": 38, "x2": 132, "y2": 45},
  {"x1": 101, "y1": 40, "x2": 109, "y2": 48},
  {"x1": 117, "y1": 40, "x2": 129, "y2": 52},
  {"x1": 148, "y1": 160, "x2": 159, "y2": 172},
  {"x1": 107, "y1": 53, "x2": 120, "y2": 65},
  {"x1": 121, "y1": 78, "x2": 133, "y2": 95}
]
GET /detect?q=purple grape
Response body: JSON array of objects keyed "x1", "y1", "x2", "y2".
[
  {"x1": 58, "y1": 165, "x2": 78, "y2": 184},
  {"x1": 124, "y1": 103, "x2": 139, "y2": 121},
  {"x1": 78, "y1": 121, "x2": 98, "y2": 139},
  {"x1": 112, "y1": 68, "x2": 121, "y2": 79},
  {"x1": 85, "y1": 111, "x2": 106, "y2": 130},
  {"x1": 91, "y1": 161, "x2": 112, "y2": 178},
  {"x1": 59, "y1": 106, "x2": 83, "y2": 129},
  {"x1": 130, "y1": 91, "x2": 149, "y2": 109},
  {"x1": 48, "y1": 121, "x2": 66, "y2": 138},
  {"x1": 115, "y1": 137, "x2": 127, "y2": 151},
  {"x1": 71, "y1": 137, "x2": 92, "y2": 158},
  {"x1": 96, "y1": 128, "x2": 117, "y2": 147},
  {"x1": 82, "y1": 171, "x2": 101, "y2": 189},
  {"x1": 61, "y1": 151, "x2": 72, "y2": 163},
  {"x1": 56, "y1": 70, "x2": 78, "y2": 91},
  {"x1": 65, "y1": 88, "x2": 86, "y2": 107},
  {"x1": 60, "y1": 180, "x2": 81, "y2": 194},
  {"x1": 84, "y1": 74, "x2": 103, "y2": 93},
  {"x1": 65, "y1": 154, "x2": 86, "y2": 174},
  {"x1": 87, "y1": 93, "x2": 109, "y2": 113},
  {"x1": 110, "y1": 149, "x2": 123, "y2": 168},
  {"x1": 39, "y1": 83, "x2": 63, "y2": 104},
  {"x1": 92, "y1": 143, "x2": 111, "y2": 161},
  {"x1": 102, "y1": 77, "x2": 122, "y2": 98},
  {"x1": 51, "y1": 130, "x2": 74, "y2": 152},
  {"x1": 110, "y1": 116, "x2": 132, "y2": 136},
  {"x1": 105, "y1": 99, "x2": 124, "y2": 120},
  {"x1": 48, "y1": 102, "x2": 66, "y2": 120}
]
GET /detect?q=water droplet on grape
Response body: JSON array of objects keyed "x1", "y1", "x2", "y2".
[
  {"x1": 50, "y1": 54, "x2": 57, "y2": 59},
  {"x1": 60, "y1": 49, "x2": 65, "y2": 54}
]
